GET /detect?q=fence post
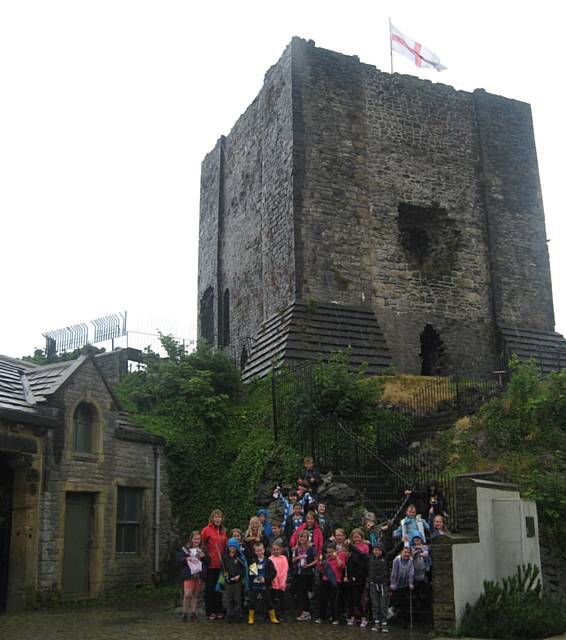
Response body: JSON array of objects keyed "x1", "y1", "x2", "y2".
[
  {"x1": 455, "y1": 375, "x2": 461, "y2": 413},
  {"x1": 271, "y1": 374, "x2": 279, "y2": 444}
]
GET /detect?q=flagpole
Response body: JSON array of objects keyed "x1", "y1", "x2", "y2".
[{"x1": 389, "y1": 17, "x2": 393, "y2": 74}]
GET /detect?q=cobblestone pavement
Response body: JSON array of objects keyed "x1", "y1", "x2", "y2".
[{"x1": 0, "y1": 601, "x2": 429, "y2": 640}]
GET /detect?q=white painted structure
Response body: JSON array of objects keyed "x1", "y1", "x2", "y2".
[{"x1": 452, "y1": 479, "x2": 541, "y2": 623}]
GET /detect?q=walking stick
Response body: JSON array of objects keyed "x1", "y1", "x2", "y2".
[{"x1": 409, "y1": 587, "x2": 413, "y2": 630}]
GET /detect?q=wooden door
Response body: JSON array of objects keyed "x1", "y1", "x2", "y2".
[
  {"x1": 62, "y1": 493, "x2": 92, "y2": 598},
  {"x1": 0, "y1": 463, "x2": 13, "y2": 611}
]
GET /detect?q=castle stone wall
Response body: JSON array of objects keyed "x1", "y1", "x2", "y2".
[{"x1": 199, "y1": 38, "x2": 556, "y2": 377}]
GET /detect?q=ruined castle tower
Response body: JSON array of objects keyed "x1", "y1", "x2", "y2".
[{"x1": 198, "y1": 37, "x2": 564, "y2": 378}]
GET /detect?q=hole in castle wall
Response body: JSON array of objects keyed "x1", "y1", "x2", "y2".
[{"x1": 398, "y1": 203, "x2": 459, "y2": 273}]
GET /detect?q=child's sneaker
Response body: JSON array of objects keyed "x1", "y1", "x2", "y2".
[
  {"x1": 181, "y1": 613, "x2": 188, "y2": 623},
  {"x1": 361, "y1": 617, "x2": 369, "y2": 628},
  {"x1": 332, "y1": 618, "x2": 340, "y2": 625},
  {"x1": 381, "y1": 621, "x2": 389, "y2": 633},
  {"x1": 347, "y1": 617, "x2": 355, "y2": 626},
  {"x1": 371, "y1": 622, "x2": 380, "y2": 632},
  {"x1": 314, "y1": 618, "x2": 323, "y2": 624}
]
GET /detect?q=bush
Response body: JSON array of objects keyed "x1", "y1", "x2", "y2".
[{"x1": 459, "y1": 564, "x2": 565, "y2": 639}]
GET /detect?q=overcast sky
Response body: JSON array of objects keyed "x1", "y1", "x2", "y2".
[{"x1": 1, "y1": 0, "x2": 564, "y2": 358}]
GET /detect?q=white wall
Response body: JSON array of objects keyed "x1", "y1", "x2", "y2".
[{"x1": 452, "y1": 482, "x2": 541, "y2": 624}]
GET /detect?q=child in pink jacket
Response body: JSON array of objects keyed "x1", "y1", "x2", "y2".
[{"x1": 270, "y1": 542, "x2": 289, "y2": 621}]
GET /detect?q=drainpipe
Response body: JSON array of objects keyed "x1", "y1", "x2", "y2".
[{"x1": 153, "y1": 446, "x2": 161, "y2": 581}]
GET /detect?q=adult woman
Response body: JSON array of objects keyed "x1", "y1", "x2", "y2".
[{"x1": 201, "y1": 508, "x2": 228, "y2": 620}]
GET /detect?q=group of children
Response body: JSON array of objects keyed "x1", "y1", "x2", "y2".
[{"x1": 179, "y1": 457, "x2": 449, "y2": 631}]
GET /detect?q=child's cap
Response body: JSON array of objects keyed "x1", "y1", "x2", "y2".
[
  {"x1": 372, "y1": 543, "x2": 384, "y2": 552},
  {"x1": 227, "y1": 537, "x2": 241, "y2": 550},
  {"x1": 411, "y1": 532, "x2": 423, "y2": 543},
  {"x1": 257, "y1": 508, "x2": 269, "y2": 518}
]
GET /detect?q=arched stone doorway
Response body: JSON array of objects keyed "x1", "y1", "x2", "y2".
[{"x1": 420, "y1": 324, "x2": 446, "y2": 375}]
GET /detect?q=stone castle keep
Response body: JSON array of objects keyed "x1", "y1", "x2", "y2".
[{"x1": 198, "y1": 37, "x2": 565, "y2": 378}]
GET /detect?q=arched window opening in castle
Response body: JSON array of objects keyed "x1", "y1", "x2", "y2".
[
  {"x1": 222, "y1": 289, "x2": 230, "y2": 347},
  {"x1": 200, "y1": 287, "x2": 215, "y2": 345}
]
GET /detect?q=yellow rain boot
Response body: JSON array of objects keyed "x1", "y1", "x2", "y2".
[
  {"x1": 268, "y1": 609, "x2": 280, "y2": 624},
  {"x1": 248, "y1": 609, "x2": 255, "y2": 625}
]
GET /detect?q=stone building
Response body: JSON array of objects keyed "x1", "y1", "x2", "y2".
[
  {"x1": 198, "y1": 37, "x2": 566, "y2": 379},
  {"x1": 0, "y1": 350, "x2": 171, "y2": 611}
]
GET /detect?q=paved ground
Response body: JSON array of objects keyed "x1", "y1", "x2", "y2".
[{"x1": 0, "y1": 598, "x2": 430, "y2": 640}]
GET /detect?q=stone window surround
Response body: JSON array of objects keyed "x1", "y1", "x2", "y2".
[
  {"x1": 65, "y1": 394, "x2": 104, "y2": 464},
  {"x1": 115, "y1": 486, "x2": 143, "y2": 555},
  {"x1": 111, "y1": 479, "x2": 151, "y2": 562}
]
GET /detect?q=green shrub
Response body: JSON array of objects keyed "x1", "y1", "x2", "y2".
[{"x1": 459, "y1": 564, "x2": 565, "y2": 639}]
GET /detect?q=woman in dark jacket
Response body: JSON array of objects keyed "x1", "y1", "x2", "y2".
[{"x1": 406, "y1": 480, "x2": 447, "y2": 519}]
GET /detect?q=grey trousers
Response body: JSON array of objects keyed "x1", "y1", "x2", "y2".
[
  {"x1": 224, "y1": 582, "x2": 243, "y2": 617},
  {"x1": 369, "y1": 582, "x2": 389, "y2": 622}
]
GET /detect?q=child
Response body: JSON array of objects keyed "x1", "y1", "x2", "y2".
[
  {"x1": 314, "y1": 541, "x2": 344, "y2": 624},
  {"x1": 257, "y1": 508, "x2": 273, "y2": 538},
  {"x1": 364, "y1": 513, "x2": 389, "y2": 548},
  {"x1": 393, "y1": 504, "x2": 430, "y2": 543},
  {"x1": 367, "y1": 543, "x2": 391, "y2": 633},
  {"x1": 284, "y1": 502, "x2": 304, "y2": 540},
  {"x1": 333, "y1": 528, "x2": 348, "y2": 552},
  {"x1": 411, "y1": 533, "x2": 431, "y2": 611},
  {"x1": 179, "y1": 531, "x2": 209, "y2": 622},
  {"x1": 390, "y1": 547, "x2": 415, "y2": 628},
  {"x1": 430, "y1": 514, "x2": 449, "y2": 538},
  {"x1": 247, "y1": 542, "x2": 279, "y2": 625},
  {"x1": 273, "y1": 486, "x2": 301, "y2": 530},
  {"x1": 290, "y1": 510, "x2": 324, "y2": 556},
  {"x1": 343, "y1": 543, "x2": 368, "y2": 627},
  {"x1": 270, "y1": 542, "x2": 289, "y2": 621},
  {"x1": 231, "y1": 528, "x2": 243, "y2": 544},
  {"x1": 316, "y1": 501, "x2": 333, "y2": 540},
  {"x1": 223, "y1": 537, "x2": 246, "y2": 622},
  {"x1": 267, "y1": 520, "x2": 288, "y2": 557},
  {"x1": 299, "y1": 456, "x2": 322, "y2": 500},
  {"x1": 350, "y1": 528, "x2": 370, "y2": 555},
  {"x1": 244, "y1": 516, "x2": 269, "y2": 563},
  {"x1": 292, "y1": 529, "x2": 318, "y2": 621}
]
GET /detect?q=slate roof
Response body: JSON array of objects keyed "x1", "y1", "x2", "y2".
[
  {"x1": 499, "y1": 326, "x2": 566, "y2": 375},
  {"x1": 0, "y1": 355, "x2": 104, "y2": 425},
  {"x1": 241, "y1": 301, "x2": 393, "y2": 381}
]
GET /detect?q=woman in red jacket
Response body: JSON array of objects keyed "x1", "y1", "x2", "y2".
[
  {"x1": 290, "y1": 510, "x2": 324, "y2": 556},
  {"x1": 201, "y1": 508, "x2": 228, "y2": 619}
]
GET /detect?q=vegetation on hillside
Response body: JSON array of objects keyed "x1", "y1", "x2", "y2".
[
  {"x1": 423, "y1": 356, "x2": 566, "y2": 553},
  {"x1": 116, "y1": 339, "x2": 397, "y2": 534}
]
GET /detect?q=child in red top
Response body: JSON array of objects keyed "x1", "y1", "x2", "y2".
[
  {"x1": 314, "y1": 541, "x2": 345, "y2": 624},
  {"x1": 200, "y1": 508, "x2": 228, "y2": 620}
]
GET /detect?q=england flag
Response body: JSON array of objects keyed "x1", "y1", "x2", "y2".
[{"x1": 390, "y1": 23, "x2": 447, "y2": 72}]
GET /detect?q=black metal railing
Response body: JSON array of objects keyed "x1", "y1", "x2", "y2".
[{"x1": 269, "y1": 363, "x2": 500, "y2": 532}]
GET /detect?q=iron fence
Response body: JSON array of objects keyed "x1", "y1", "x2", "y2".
[{"x1": 268, "y1": 364, "x2": 499, "y2": 531}]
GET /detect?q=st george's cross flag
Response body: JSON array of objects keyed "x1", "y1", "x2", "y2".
[{"x1": 390, "y1": 23, "x2": 446, "y2": 72}]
